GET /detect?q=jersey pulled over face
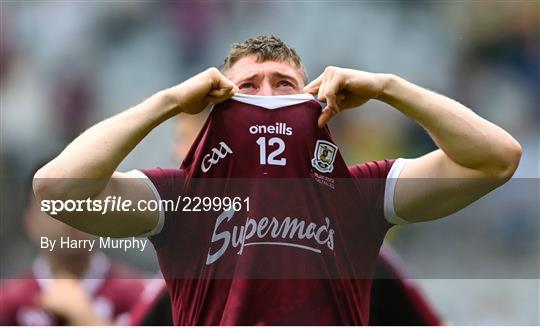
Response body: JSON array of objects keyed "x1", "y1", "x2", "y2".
[{"x1": 139, "y1": 94, "x2": 399, "y2": 325}]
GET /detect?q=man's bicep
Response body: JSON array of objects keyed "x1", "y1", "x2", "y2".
[
  {"x1": 51, "y1": 171, "x2": 160, "y2": 237},
  {"x1": 393, "y1": 150, "x2": 502, "y2": 222}
]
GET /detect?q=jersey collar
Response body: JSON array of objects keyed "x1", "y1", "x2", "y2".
[{"x1": 230, "y1": 93, "x2": 324, "y2": 110}]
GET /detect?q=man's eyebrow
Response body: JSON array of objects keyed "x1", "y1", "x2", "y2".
[
  {"x1": 237, "y1": 73, "x2": 259, "y2": 82},
  {"x1": 271, "y1": 72, "x2": 299, "y2": 83},
  {"x1": 236, "y1": 72, "x2": 299, "y2": 83}
]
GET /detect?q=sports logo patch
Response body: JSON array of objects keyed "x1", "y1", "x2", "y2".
[
  {"x1": 311, "y1": 140, "x2": 337, "y2": 173},
  {"x1": 201, "y1": 142, "x2": 233, "y2": 173}
]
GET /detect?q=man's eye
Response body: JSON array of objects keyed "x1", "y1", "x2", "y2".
[
  {"x1": 278, "y1": 81, "x2": 293, "y2": 87},
  {"x1": 239, "y1": 83, "x2": 255, "y2": 89}
]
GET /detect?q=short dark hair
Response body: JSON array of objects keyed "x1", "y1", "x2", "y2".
[{"x1": 221, "y1": 35, "x2": 307, "y2": 83}]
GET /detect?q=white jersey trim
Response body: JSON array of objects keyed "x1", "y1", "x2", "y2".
[
  {"x1": 127, "y1": 169, "x2": 165, "y2": 237},
  {"x1": 384, "y1": 158, "x2": 412, "y2": 225},
  {"x1": 231, "y1": 93, "x2": 324, "y2": 110}
]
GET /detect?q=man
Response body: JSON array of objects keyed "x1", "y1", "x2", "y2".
[
  {"x1": 33, "y1": 35, "x2": 521, "y2": 324},
  {"x1": 0, "y1": 176, "x2": 144, "y2": 325},
  {"x1": 170, "y1": 106, "x2": 441, "y2": 325}
]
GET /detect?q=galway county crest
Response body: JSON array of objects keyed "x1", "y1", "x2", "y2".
[{"x1": 311, "y1": 140, "x2": 338, "y2": 173}]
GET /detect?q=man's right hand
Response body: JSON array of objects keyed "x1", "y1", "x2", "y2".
[
  {"x1": 33, "y1": 68, "x2": 239, "y2": 238},
  {"x1": 165, "y1": 67, "x2": 239, "y2": 116}
]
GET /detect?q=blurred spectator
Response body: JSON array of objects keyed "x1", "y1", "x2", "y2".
[
  {"x1": 454, "y1": 2, "x2": 539, "y2": 127},
  {"x1": 165, "y1": 2, "x2": 219, "y2": 72},
  {"x1": 0, "y1": 170, "x2": 145, "y2": 325},
  {"x1": 52, "y1": 66, "x2": 95, "y2": 142}
]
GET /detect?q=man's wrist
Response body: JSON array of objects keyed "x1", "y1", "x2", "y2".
[
  {"x1": 157, "y1": 89, "x2": 182, "y2": 113},
  {"x1": 145, "y1": 89, "x2": 183, "y2": 121},
  {"x1": 375, "y1": 73, "x2": 399, "y2": 104}
]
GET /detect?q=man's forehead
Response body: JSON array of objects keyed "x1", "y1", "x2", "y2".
[{"x1": 225, "y1": 56, "x2": 304, "y2": 82}]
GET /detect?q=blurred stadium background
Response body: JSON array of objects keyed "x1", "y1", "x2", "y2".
[{"x1": 1, "y1": 1, "x2": 538, "y2": 325}]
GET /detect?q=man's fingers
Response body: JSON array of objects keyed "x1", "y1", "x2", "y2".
[
  {"x1": 304, "y1": 87, "x2": 318, "y2": 95},
  {"x1": 323, "y1": 74, "x2": 340, "y2": 109},
  {"x1": 209, "y1": 68, "x2": 238, "y2": 95},
  {"x1": 208, "y1": 79, "x2": 238, "y2": 104},
  {"x1": 316, "y1": 70, "x2": 342, "y2": 127},
  {"x1": 207, "y1": 94, "x2": 231, "y2": 105},
  {"x1": 303, "y1": 74, "x2": 323, "y2": 94},
  {"x1": 208, "y1": 88, "x2": 229, "y2": 98},
  {"x1": 317, "y1": 80, "x2": 326, "y2": 102},
  {"x1": 325, "y1": 93, "x2": 338, "y2": 113},
  {"x1": 318, "y1": 108, "x2": 333, "y2": 128},
  {"x1": 215, "y1": 79, "x2": 238, "y2": 94},
  {"x1": 208, "y1": 88, "x2": 236, "y2": 104},
  {"x1": 318, "y1": 68, "x2": 340, "y2": 102},
  {"x1": 220, "y1": 78, "x2": 239, "y2": 94},
  {"x1": 321, "y1": 70, "x2": 343, "y2": 114}
]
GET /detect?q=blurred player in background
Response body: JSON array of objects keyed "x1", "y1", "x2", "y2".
[
  {"x1": 33, "y1": 35, "x2": 521, "y2": 324},
  {"x1": 0, "y1": 171, "x2": 145, "y2": 325},
  {"x1": 128, "y1": 272, "x2": 173, "y2": 326},
  {"x1": 370, "y1": 245, "x2": 441, "y2": 325}
]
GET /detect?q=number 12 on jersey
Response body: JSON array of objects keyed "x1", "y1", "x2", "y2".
[{"x1": 256, "y1": 137, "x2": 286, "y2": 166}]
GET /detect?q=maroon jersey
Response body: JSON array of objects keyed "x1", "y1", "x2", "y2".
[
  {"x1": 370, "y1": 244, "x2": 441, "y2": 325},
  {"x1": 0, "y1": 253, "x2": 144, "y2": 325},
  {"x1": 137, "y1": 94, "x2": 406, "y2": 325},
  {"x1": 129, "y1": 274, "x2": 172, "y2": 325}
]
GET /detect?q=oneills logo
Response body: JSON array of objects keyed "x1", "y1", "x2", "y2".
[
  {"x1": 311, "y1": 140, "x2": 337, "y2": 173},
  {"x1": 249, "y1": 122, "x2": 293, "y2": 136},
  {"x1": 201, "y1": 142, "x2": 233, "y2": 173}
]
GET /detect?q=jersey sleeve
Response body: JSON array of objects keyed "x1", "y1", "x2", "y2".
[
  {"x1": 348, "y1": 158, "x2": 411, "y2": 226},
  {"x1": 127, "y1": 168, "x2": 186, "y2": 240}
]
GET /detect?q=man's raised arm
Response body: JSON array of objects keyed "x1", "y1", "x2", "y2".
[
  {"x1": 33, "y1": 68, "x2": 238, "y2": 237},
  {"x1": 375, "y1": 74, "x2": 522, "y2": 221},
  {"x1": 304, "y1": 67, "x2": 522, "y2": 223}
]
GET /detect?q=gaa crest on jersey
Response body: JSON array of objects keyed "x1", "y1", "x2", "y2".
[
  {"x1": 201, "y1": 142, "x2": 233, "y2": 173},
  {"x1": 311, "y1": 140, "x2": 337, "y2": 173}
]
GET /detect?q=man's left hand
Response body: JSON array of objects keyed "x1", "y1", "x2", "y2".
[{"x1": 303, "y1": 67, "x2": 388, "y2": 127}]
